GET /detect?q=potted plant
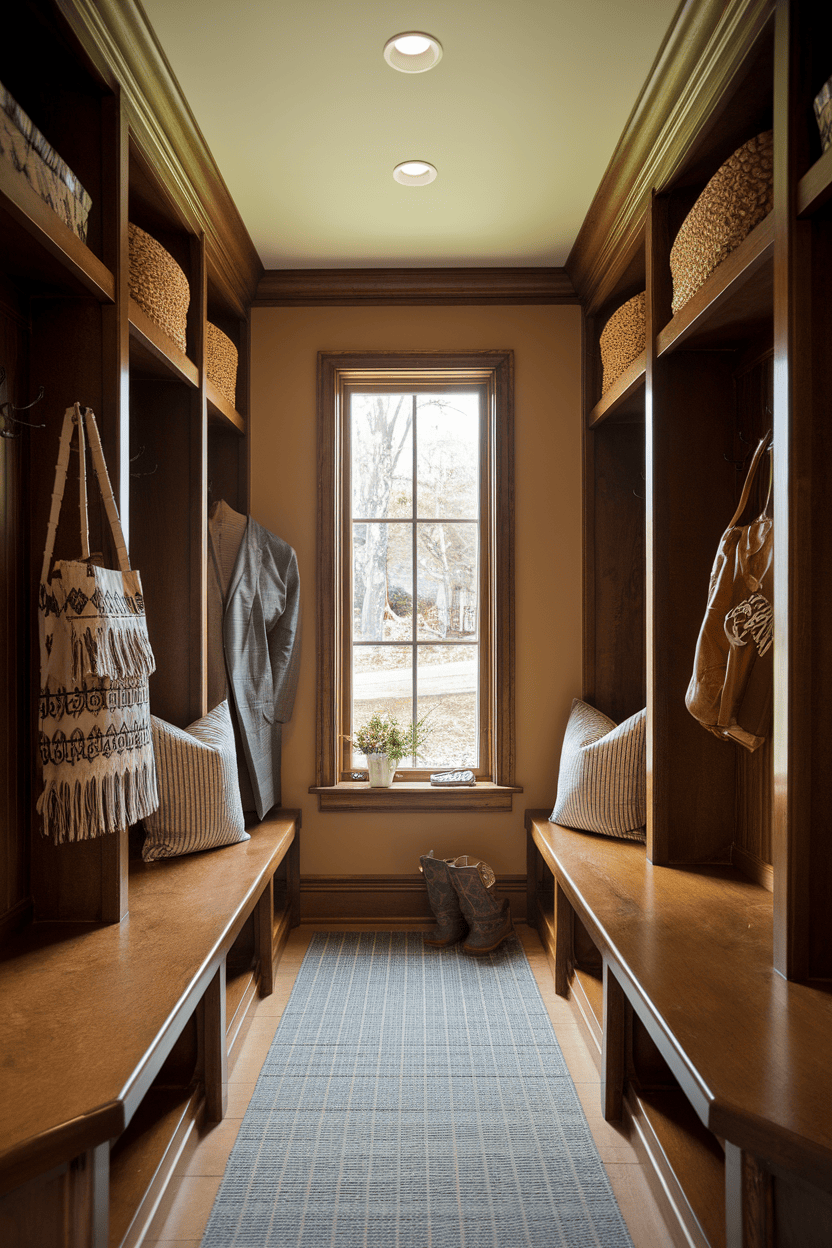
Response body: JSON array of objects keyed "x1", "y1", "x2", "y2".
[{"x1": 352, "y1": 712, "x2": 431, "y2": 787}]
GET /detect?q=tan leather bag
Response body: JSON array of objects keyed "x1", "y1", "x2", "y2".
[{"x1": 685, "y1": 436, "x2": 773, "y2": 752}]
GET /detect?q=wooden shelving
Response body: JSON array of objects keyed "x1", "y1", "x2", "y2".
[
  {"x1": 587, "y1": 353, "x2": 646, "y2": 427},
  {"x1": 655, "y1": 212, "x2": 774, "y2": 354},
  {"x1": 797, "y1": 142, "x2": 832, "y2": 216},
  {"x1": 0, "y1": 159, "x2": 115, "y2": 301},
  {"x1": 207, "y1": 378, "x2": 245, "y2": 433},
  {"x1": 128, "y1": 298, "x2": 199, "y2": 387}
]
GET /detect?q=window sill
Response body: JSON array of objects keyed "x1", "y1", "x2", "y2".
[{"x1": 308, "y1": 781, "x2": 523, "y2": 813}]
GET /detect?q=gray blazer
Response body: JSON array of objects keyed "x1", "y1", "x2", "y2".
[{"x1": 223, "y1": 517, "x2": 300, "y2": 818}]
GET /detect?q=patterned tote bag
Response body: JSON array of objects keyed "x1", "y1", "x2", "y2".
[{"x1": 37, "y1": 404, "x2": 159, "y2": 841}]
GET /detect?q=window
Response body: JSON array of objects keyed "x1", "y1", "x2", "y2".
[{"x1": 312, "y1": 351, "x2": 518, "y2": 811}]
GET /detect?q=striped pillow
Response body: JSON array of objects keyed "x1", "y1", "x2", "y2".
[
  {"x1": 550, "y1": 699, "x2": 646, "y2": 841},
  {"x1": 141, "y1": 700, "x2": 249, "y2": 861}
]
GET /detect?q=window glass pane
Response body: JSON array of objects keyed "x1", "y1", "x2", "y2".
[
  {"x1": 352, "y1": 646, "x2": 412, "y2": 767},
  {"x1": 416, "y1": 393, "x2": 479, "y2": 519},
  {"x1": 353, "y1": 522, "x2": 412, "y2": 641},
  {"x1": 351, "y1": 393, "x2": 413, "y2": 519},
  {"x1": 416, "y1": 522, "x2": 478, "y2": 641},
  {"x1": 417, "y1": 644, "x2": 478, "y2": 768}
]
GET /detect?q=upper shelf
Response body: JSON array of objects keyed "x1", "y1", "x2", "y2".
[
  {"x1": 588, "y1": 352, "x2": 646, "y2": 427},
  {"x1": 0, "y1": 157, "x2": 114, "y2": 302},
  {"x1": 128, "y1": 298, "x2": 198, "y2": 387},
  {"x1": 798, "y1": 144, "x2": 832, "y2": 217},
  {"x1": 207, "y1": 379, "x2": 245, "y2": 434},
  {"x1": 656, "y1": 213, "x2": 774, "y2": 355}
]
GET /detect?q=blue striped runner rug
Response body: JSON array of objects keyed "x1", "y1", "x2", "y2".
[{"x1": 201, "y1": 931, "x2": 633, "y2": 1247}]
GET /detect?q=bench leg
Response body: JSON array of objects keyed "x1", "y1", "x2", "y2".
[
  {"x1": 601, "y1": 963, "x2": 626, "y2": 1121},
  {"x1": 257, "y1": 879, "x2": 275, "y2": 998},
  {"x1": 203, "y1": 964, "x2": 227, "y2": 1123},
  {"x1": 553, "y1": 881, "x2": 571, "y2": 997},
  {"x1": 725, "y1": 1144, "x2": 774, "y2": 1248}
]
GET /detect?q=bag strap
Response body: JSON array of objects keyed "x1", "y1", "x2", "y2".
[
  {"x1": 77, "y1": 402, "x2": 90, "y2": 562},
  {"x1": 726, "y1": 434, "x2": 772, "y2": 529},
  {"x1": 83, "y1": 407, "x2": 131, "y2": 573},
  {"x1": 41, "y1": 405, "x2": 79, "y2": 583},
  {"x1": 40, "y1": 403, "x2": 131, "y2": 583}
]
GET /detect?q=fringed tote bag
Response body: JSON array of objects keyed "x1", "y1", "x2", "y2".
[
  {"x1": 37, "y1": 403, "x2": 159, "y2": 841},
  {"x1": 685, "y1": 434, "x2": 773, "y2": 752}
]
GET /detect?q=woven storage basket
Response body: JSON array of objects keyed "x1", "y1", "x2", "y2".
[
  {"x1": 599, "y1": 292, "x2": 646, "y2": 394},
  {"x1": 207, "y1": 322, "x2": 238, "y2": 407},
  {"x1": 814, "y1": 76, "x2": 832, "y2": 152},
  {"x1": 0, "y1": 80, "x2": 92, "y2": 241},
  {"x1": 128, "y1": 223, "x2": 189, "y2": 353},
  {"x1": 670, "y1": 131, "x2": 773, "y2": 315}
]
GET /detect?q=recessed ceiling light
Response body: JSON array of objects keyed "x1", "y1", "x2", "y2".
[
  {"x1": 383, "y1": 31, "x2": 443, "y2": 73},
  {"x1": 393, "y1": 160, "x2": 437, "y2": 186}
]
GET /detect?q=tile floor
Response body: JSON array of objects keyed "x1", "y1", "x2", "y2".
[{"x1": 144, "y1": 923, "x2": 674, "y2": 1247}]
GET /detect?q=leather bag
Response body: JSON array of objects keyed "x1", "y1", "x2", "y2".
[{"x1": 685, "y1": 435, "x2": 773, "y2": 752}]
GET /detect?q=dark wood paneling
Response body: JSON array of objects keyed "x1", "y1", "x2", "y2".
[
  {"x1": 255, "y1": 267, "x2": 576, "y2": 307},
  {"x1": 0, "y1": 281, "x2": 30, "y2": 935},
  {"x1": 588, "y1": 421, "x2": 646, "y2": 722}
]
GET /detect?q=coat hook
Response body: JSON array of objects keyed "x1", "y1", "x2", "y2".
[
  {"x1": 0, "y1": 385, "x2": 46, "y2": 438},
  {"x1": 130, "y1": 445, "x2": 158, "y2": 478}
]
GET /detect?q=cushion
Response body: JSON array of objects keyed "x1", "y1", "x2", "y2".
[
  {"x1": 550, "y1": 699, "x2": 646, "y2": 841},
  {"x1": 141, "y1": 700, "x2": 249, "y2": 861}
]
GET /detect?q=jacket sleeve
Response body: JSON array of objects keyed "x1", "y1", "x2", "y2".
[{"x1": 267, "y1": 542, "x2": 301, "y2": 725}]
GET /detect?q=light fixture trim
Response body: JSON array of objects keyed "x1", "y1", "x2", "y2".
[
  {"x1": 383, "y1": 31, "x2": 443, "y2": 73},
  {"x1": 393, "y1": 160, "x2": 438, "y2": 186}
]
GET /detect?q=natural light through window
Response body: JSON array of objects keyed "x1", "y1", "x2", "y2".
[
  {"x1": 350, "y1": 391, "x2": 481, "y2": 770},
  {"x1": 313, "y1": 350, "x2": 516, "y2": 811}
]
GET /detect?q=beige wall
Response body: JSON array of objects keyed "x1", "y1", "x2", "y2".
[{"x1": 250, "y1": 305, "x2": 582, "y2": 877}]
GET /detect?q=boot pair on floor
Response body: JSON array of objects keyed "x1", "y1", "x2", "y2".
[{"x1": 420, "y1": 850, "x2": 512, "y2": 955}]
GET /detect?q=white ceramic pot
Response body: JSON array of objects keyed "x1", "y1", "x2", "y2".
[{"x1": 367, "y1": 753, "x2": 395, "y2": 787}]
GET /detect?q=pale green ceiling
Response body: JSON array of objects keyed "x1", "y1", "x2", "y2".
[{"x1": 140, "y1": 0, "x2": 681, "y2": 269}]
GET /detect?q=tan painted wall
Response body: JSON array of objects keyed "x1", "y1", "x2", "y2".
[{"x1": 250, "y1": 305, "x2": 582, "y2": 876}]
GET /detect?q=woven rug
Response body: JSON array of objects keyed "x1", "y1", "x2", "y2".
[{"x1": 201, "y1": 931, "x2": 634, "y2": 1247}]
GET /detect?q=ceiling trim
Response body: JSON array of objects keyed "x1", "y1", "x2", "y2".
[
  {"x1": 566, "y1": 0, "x2": 775, "y2": 315},
  {"x1": 57, "y1": 0, "x2": 263, "y2": 315},
  {"x1": 254, "y1": 268, "x2": 577, "y2": 307}
]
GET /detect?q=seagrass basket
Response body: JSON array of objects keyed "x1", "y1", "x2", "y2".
[
  {"x1": 814, "y1": 76, "x2": 832, "y2": 152},
  {"x1": 0, "y1": 80, "x2": 92, "y2": 241},
  {"x1": 599, "y1": 292, "x2": 646, "y2": 394},
  {"x1": 670, "y1": 131, "x2": 773, "y2": 315},
  {"x1": 207, "y1": 323, "x2": 238, "y2": 408},
  {"x1": 128, "y1": 223, "x2": 190, "y2": 353}
]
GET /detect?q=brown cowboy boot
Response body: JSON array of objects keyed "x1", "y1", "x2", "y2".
[
  {"x1": 447, "y1": 858, "x2": 512, "y2": 955},
  {"x1": 419, "y1": 851, "x2": 468, "y2": 947}
]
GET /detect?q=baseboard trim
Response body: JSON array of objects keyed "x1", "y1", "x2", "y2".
[
  {"x1": 731, "y1": 844, "x2": 774, "y2": 892},
  {"x1": 300, "y1": 874, "x2": 527, "y2": 923}
]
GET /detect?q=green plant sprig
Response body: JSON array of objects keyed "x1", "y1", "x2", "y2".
[{"x1": 351, "y1": 711, "x2": 432, "y2": 764}]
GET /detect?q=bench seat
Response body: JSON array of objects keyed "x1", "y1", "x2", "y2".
[
  {"x1": 526, "y1": 810, "x2": 832, "y2": 1248},
  {"x1": 0, "y1": 810, "x2": 299, "y2": 1247}
]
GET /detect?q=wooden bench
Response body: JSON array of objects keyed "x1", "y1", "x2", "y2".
[
  {"x1": 525, "y1": 810, "x2": 832, "y2": 1248},
  {"x1": 0, "y1": 809, "x2": 300, "y2": 1248}
]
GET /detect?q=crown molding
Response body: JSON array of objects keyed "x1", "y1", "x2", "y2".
[
  {"x1": 56, "y1": 0, "x2": 263, "y2": 315},
  {"x1": 254, "y1": 267, "x2": 577, "y2": 307},
  {"x1": 566, "y1": 0, "x2": 775, "y2": 314}
]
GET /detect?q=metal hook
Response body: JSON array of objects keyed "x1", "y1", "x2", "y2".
[
  {"x1": 130, "y1": 445, "x2": 158, "y2": 478},
  {"x1": 0, "y1": 384, "x2": 46, "y2": 438}
]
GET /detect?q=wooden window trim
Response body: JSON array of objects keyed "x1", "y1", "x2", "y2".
[{"x1": 311, "y1": 350, "x2": 519, "y2": 812}]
